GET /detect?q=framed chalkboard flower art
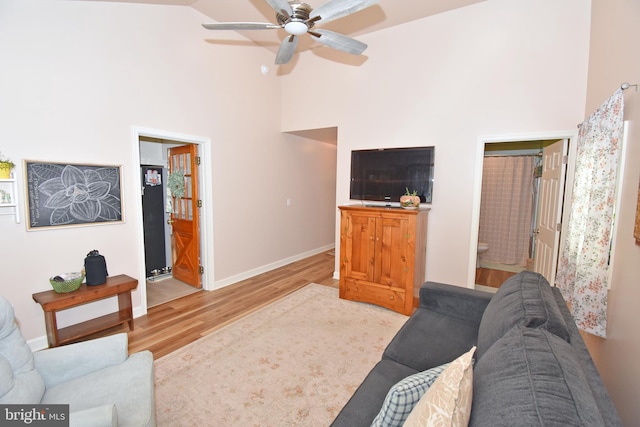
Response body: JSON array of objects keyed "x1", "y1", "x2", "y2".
[{"x1": 25, "y1": 160, "x2": 123, "y2": 230}]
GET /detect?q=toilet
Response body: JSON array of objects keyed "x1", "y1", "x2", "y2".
[{"x1": 477, "y1": 242, "x2": 489, "y2": 267}]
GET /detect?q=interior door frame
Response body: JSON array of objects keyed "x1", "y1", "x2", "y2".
[
  {"x1": 132, "y1": 126, "x2": 215, "y2": 314},
  {"x1": 467, "y1": 130, "x2": 579, "y2": 288}
]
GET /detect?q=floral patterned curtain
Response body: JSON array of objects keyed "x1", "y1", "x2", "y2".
[{"x1": 555, "y1": 89, "x2": 624, "y2": 338}]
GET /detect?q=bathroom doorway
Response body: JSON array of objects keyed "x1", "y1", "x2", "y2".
[{"x1": 471, "y1": 133, "x2": 573, "y2": 289}]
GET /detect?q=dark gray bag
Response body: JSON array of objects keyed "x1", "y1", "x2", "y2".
[{"x1": 84, "y1": 250, "x2": 108, "y2": 285}]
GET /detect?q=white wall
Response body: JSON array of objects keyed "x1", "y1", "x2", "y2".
[
  {"x1": 0, "y1": 0, "x2": 336, "y2": 344},
  {"x1": 281, "y1": 0, "x2": 591, "y2": 286},
  {"x1": 581, "y1": 0, "x2": 640, "y2": 424}
]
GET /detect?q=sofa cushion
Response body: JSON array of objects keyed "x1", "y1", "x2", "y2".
[
  {"x1": 550, "y1": 289, "x2": 622, "y2": 426},
  {"x1": 330, "y1": 359, "x2": 417, "y2": 427},
  {"x1": 404, "y1": 346, "x2": 475, "y2": 427},
  {"x1": 383, "y1": 307, "x2": 480, "y2": 372},
  {"x1": 0, "y1": 296, "x2": 45, "y2": 404},
  {"x1": 69, "y1": 404, "x2": 117, "y2": 427},
  {"x1": 41, "y1": 351, "x2": 155, "y2": 427},
  {"x1": 476, "y1": 271, "x2": 569, "y2": 360},
  {"x1": 470, "y1": 325, "x2": 605, "y2": 427},
  {"x1": 371, "y1": 362, "x2": 449, "y2": 427}
]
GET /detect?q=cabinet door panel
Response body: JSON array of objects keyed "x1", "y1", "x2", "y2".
[
  {"x1": 376, "y1": 216, "x2": 411, "y2": 288},
  {"x1": 342, "y1": 212, "x2": 376, "y2": 281}
]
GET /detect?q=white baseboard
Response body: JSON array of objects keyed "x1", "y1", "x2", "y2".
[
  {"x1": 213, "y1": 244, "x2": 335, "y2": 290},
  {"x1": 27, "y1": 336, "x2": 50, "y2": 352}
]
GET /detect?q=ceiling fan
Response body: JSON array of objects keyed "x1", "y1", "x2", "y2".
[{"x1": 202, "y1": 0, "x2": 379, "y2": 65}]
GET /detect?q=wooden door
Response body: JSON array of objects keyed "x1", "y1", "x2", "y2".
[
  {"x1": 168, "y1": 144, "x2": 201, "y2": 288},
  {"x1": 534, "y1": 139, "x2": 567, "y2": 286},
  {"x1": 375, "y1": 215, "x2": 411, "y2": 289},
  {"x1": 341, "y1": 210, "x2": 376, "y2": 282}
]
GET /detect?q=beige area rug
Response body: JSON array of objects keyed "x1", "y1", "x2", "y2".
[{"x1": 154, "y1": 284, "x2": 409, "y2": 426}]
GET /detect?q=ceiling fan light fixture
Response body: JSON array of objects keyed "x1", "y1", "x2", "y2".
[
  {"x1": 284, "y1": 21, "x2": 308, "y2": 36},
  {"x1": 202, "y1": 0, "x2": 378, "y2": 65}
]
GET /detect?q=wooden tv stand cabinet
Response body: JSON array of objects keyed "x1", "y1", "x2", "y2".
[
  {"x1": 32, "y1": 274, "x2": 138, "y2": 347},
  {"x1": 338, "y1": 205, "x2": 429, "y2": 316}
]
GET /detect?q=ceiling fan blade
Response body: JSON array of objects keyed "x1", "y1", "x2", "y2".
[
  {"x1": 265, "y1": 0, "x2": 293, "y2": 17},
  {"x1": 310, "y1": 0, "x2": 379, "y2": 25},
  {"x1": 311, "y1": 29, "x2": 367, "y2": 55},
  {"x1": 202, "y1": 22, "x2": 281, "y2": 31},
  {"x1": 275, "y1": 35, "x2": 298, "y2": 64}
]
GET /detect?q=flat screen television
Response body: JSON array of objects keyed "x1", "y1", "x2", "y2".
[{"x1": 350, "y1": 146, "x2": 434, "y2": 204}]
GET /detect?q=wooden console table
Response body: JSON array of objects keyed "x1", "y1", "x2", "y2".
[{"x1": 32, "y1": 274, "x2": 138, "y2": 347}]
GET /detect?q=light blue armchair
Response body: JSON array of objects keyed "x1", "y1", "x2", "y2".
[{"x1": 0, "y1": 296, "x2": 156, "y2": 426}]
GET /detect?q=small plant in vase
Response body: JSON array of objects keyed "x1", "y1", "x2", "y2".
[
  {"x1": 400, "y1": 188, "x2": 421, "y2": 209},
  {"x1": 0, "y1": 152, "x2": 15, "y2": 179}
]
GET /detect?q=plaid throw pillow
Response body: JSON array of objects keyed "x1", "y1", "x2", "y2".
[{"x1": 370, "y1": 363, "x2": 449, "y2": 427}]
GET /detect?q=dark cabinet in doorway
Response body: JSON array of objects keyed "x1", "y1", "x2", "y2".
[{"x1": 141, "y1": 165, "x2": 167, "y2": 278}]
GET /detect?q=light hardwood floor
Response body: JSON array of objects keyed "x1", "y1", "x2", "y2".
[
  {"x1": 475, "y1": 266, "x2": 517, "y2": 288},
  {"x1": 125, "y1": 250, "x2": 337, "y2": 358}
]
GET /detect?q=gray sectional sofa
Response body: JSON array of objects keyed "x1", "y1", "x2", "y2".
[{"x1": 331, "y1": 271, "x2": 621, "y2": 426}]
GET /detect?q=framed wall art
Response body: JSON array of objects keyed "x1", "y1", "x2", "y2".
[{"x1": 24, "y1": 160, "x2": 124, "y2": 230}]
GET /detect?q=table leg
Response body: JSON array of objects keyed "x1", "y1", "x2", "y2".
[
  {"x1": 118, "y1": 291, "x2": 134, "y2": 331},
  {"x1": 43, "y1": 311, "x2": 59, "y2": 347}
]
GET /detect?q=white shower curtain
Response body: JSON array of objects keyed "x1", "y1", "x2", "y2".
[
  {"x1": 479, "y1": 155, "x2": 535, "y2": 267},
  {"x1": 555, "y1": 89, "x2": 624, "y2": 338}
]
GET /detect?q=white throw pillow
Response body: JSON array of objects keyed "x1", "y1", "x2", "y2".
[
  {"x1": 371, "y1": 363, "x2": 449, "y2": 427},
  {"x1": 403, "y1": 346, "x2": 476, "y2": 427}
]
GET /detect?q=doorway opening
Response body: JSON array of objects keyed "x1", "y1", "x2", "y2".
[
  {"x1": 134, "y1": 127, "x2": 214, "y2": 313},
  {"x1": 141, "y1": 140, "x2": 203, "y2": 307},
  {"x1": 469, "y1": 131, "x2": 578, "y2": 289}
]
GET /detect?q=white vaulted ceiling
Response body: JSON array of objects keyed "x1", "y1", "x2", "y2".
[{"x1": 82, "y1": 0, "x2": 486, "y2": 55}]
